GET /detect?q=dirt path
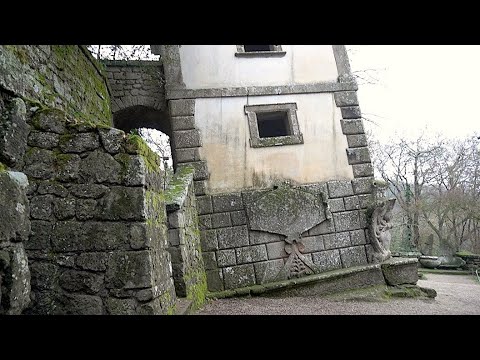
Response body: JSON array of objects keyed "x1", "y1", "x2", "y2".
[{"x1": 195, "y1": 273, "x2": 480, "y2": 315}]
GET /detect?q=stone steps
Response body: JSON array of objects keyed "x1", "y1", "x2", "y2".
[{"x1": 207, "y1": 257, "x2": 419, "y2": 299}]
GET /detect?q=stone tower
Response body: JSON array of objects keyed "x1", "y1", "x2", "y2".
[{"x1": 155, "y1": 45, "x2": 374, "y2": 293}]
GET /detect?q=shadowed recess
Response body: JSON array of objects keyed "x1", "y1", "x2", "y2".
[{"x1": 113, "y1": 105, "x2": 172, "y2": 138}]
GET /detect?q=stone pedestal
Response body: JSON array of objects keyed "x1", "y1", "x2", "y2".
[{"x1": 381, "y1": 257, "x2": 418, "y2": 286}]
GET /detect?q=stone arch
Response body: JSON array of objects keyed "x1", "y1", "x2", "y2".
[
  {"x1": 111, "y1": 94, "x2": 164, "y2": 114},
  {"x1": 113, "y1": 105, "x2": 171, "y2": 137},
  {"x1": 113, "y1": 105, "x2": 177, "y2": 169},
  {"x1": 104, "y1": 60, "x2": 166, "y2": 115}
]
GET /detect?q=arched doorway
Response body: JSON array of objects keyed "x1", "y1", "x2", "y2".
[{"x1": 113, "y1": 105, "x2": 177, "y2": 174}]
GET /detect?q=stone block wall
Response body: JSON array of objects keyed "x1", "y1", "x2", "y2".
[
  {"x1": 168, "y1": 99, "x2": 209, "y2": 191},
  {"x1": 104, "y1": 60, "x2": 166, "y2": 113},
  {"x1": 0, "y1": 46, "x2": 178, "y2": 315},
  {"x1": 0, "y1": 171, "x2": 31, "y2": 314},
  {"x1": 165, "y1": 166, "x2": 207, "y2": 309},
  {"x1": 156, "y1": 46, "x2": 379, "y2": 293},
  {"x1": 0, "y1": 45, "x2": 111, "y2": 126},
  {"x1": 333, "y1": 91, "x2": 374, "y2": 181},
  {"x1": 198, "y1": 179, "x2": 374, "y2": 292},
  {"x1": 17, "y1": 111, "x2": 176, "y2": 314},
  {"x1": 164, "y1": 95, "x2": 376, "y2": 293},
  {"x1": 1, "y1": 95, "x2": 32, "y2": 315}
]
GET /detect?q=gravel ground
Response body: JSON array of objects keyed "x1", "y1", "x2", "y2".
[{"x1": 195, "y1": 273, "x2": 480, "y2": 315}]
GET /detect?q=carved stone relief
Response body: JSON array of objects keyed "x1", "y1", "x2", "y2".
[{"x1": 245, "y1": 183, "x2": 330, "y2": 281}]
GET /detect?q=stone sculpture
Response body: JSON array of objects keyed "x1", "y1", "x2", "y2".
[{"x1": 369, "y1": 198, "x2": 396, "y2": 263}]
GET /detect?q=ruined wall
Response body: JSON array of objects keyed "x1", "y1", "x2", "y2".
[
  {"x1": 165, "y1": 166, "x2": 207, "y2": 309},
  {"x1": 0, "y1": 45, "x2": 178, "y2": 314},
  {"x1": 104, "y1": 60, "x2": 166, "y2": 114},
  {"x1": 21, "y1": 114, "x2": 176, "y2": 314},
  {"x1": 0, "y1": 46, "x2": 111, "y2": 126}
]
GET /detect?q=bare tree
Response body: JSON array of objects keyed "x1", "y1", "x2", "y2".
[
  {"x1": 370, "y1": 131, "x2": 444, "y2": 250},
  {"x1": 419, "y1": 136, "x2": 480, "y2": 254},
  {"x1": 87, "y1": 45, "x2": 159, "y2": 61},
  {"x1": 369, "y1": 131, "x2": 480, "y2": 255}
]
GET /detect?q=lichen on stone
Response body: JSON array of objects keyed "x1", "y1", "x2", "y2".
[
  {"x1": 125, "y1": 133, "x2": 162, "y2": 174},
  {"x1": 164, "y1": 165, "x2": 195, "y2": 210},
  {"x1": 184, "y1": 267, "x2": 208, "y2": 310}
]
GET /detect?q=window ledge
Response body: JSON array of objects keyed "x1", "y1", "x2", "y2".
[
  {"x1": 250, "y1": 134, "x2": 304, "y2": 148},
  {"x1": 235, "y1": 51, "x2": 286, "y2": 58}
]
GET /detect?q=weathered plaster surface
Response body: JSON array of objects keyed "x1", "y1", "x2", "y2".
[
  {"x1": 195, "y1": 93, "x2": 354, "y2": 194},
  {"x1": 178, "y1": 45, "x2": 338, "y2": 89}
]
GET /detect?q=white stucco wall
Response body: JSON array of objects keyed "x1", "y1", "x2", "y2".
[
  {"x1": 178, "y1": 46, "x2": 338, "y2": 89},
  {"x1": 194, "y1": 94, "x2": 354, "y2": 194}
]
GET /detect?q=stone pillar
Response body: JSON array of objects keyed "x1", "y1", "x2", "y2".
[{"x1": 165, "y1": 166, "x2": 207, "y2": 309}]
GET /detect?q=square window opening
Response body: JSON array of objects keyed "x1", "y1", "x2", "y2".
[
  {"x1": 256, "y1": 111, "x2": 291, "y2": 138},
  {"x1": 245, "y1": 103, "x2": 303, "y2": 148},
  {"x1": 243, "y1": 45, "x2": 275, "y2": 52}
]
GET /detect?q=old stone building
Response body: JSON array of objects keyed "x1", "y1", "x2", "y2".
[
  {"x1": 0, "y1": 45, "x2": 419, "y2": 315},
  {"x1": 151, "y1": 45, "x2": 378, "y2": 292}
]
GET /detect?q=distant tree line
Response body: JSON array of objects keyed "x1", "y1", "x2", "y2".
[
  {"x1": 369, "y1": 132, "x2": 480, "y2": 255},
  {"x1": 87, "y1": 45, "x2": 158, "y2": 61}
]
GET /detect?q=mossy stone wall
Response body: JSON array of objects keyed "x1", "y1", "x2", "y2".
[
  {"x1": 0, "y1": 46, "x2": 177, "y2": 314},
  {"x1": 166, "y1": 166, "x2": 207, "y2": 310},
  {"x1": 0, "y1": 46, "x2": 111, "y2": 127},
  {"x1": 21, "y1": 111, "x2": 176, "y2": 314}
]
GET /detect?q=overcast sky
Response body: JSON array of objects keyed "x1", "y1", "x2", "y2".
[{"x1": 347, "y1": 45, "x2": 480, "y2": 141}]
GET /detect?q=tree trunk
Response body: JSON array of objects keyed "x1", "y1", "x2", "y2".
[{"x1": 413, "y1": 154, "x2": 421, "y2": 249}]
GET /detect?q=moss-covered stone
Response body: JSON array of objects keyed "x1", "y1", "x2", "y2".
[
  {"x1": 245, "y1": 183, "x2": 327, "y2": 239},
  {"x1": 159, "y1": 289, "x2": 176, "y2": 315},
  {"x1": 0, "y1": 97, "x2": 29, "y2": 168},
  {"x1": 185, "y1": 268, "x2": 208, "y2": 310},
  {"x1": 114, "y1": 153, "x2": 145, "y2": 186},
  {"x1": 105, "y1": 250, "x2": 153, "y2": 290},
  {"x1": 207, "y1": 263, "x2": 384, "y2": 299},
  {"x1": 146, "y1": 190, "x2": 166, "y2": 225},
  {"x1": 125, "y1": 134, "x2": 162, "y2": 174},
  {"x1": 8, "y1": 45, "x2": 30, "y2": 64},
  {"x1": 381, "y1": 258, "x2": 418, "y2": 285},
  {"x1": 164, "y1": 165, "x2": 195, "y2": 211},
  {"x1": 0, "y1": 45, "x2": 112, "y2": 128},
  {"x1": 97, "y1": 186, "x2": 145, "y2": 221},
  {"x1": 30, "y1": 108, "x2": 68, "y2": 133}
]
